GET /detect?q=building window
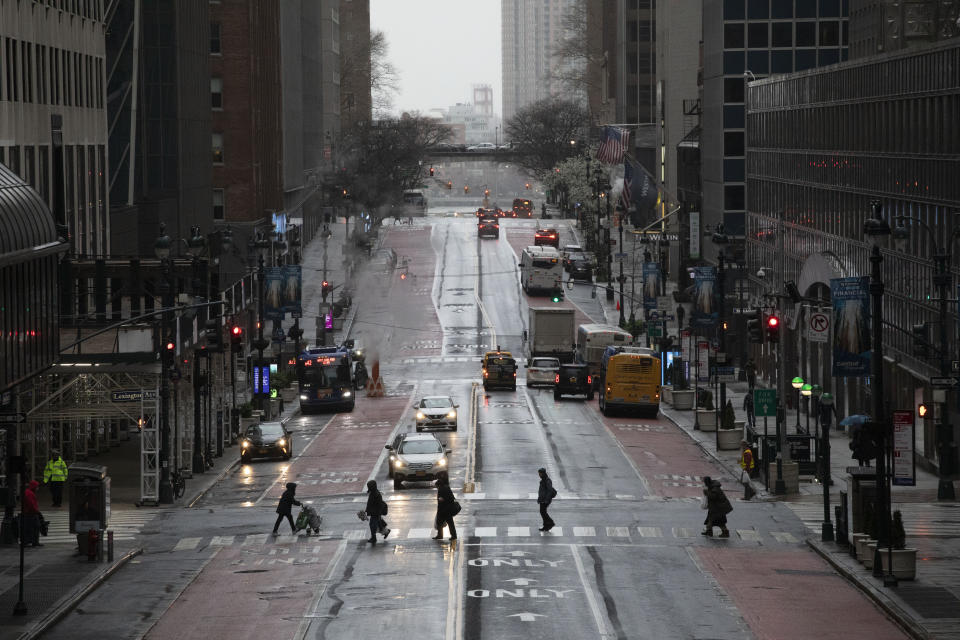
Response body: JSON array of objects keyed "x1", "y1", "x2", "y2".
[
  {"x1": 211, "y1": 77, "x2": 222, "y2": 109},
  {"x1": 724, "y1": 77, "x2": 745, "y2": 103},
  {"x1": 748, "y1": 23, "x2": 768, "y2": 48},
  {"x1": 796, "y1": 22, "x2": 816, "y2": 47},
  {"x1": 724, "y1": 131, "x2": 745, "y2": 157},
  {"x1": 210, "y1": 23, "x2": 222, "y2": 54},
  {"x1": 772, "y1": 22, "x2": 793, "y2": 47},
  {"x1": 212, "y1": 133, "x2": 223, "y2": 164},
  {"x1": 724, "y1": 23, "x2": 745, "y2": 49},
  {"x1": 724, "y1": 185, "x2": 745, "y2": 210},
  {"x1": 213, "y1": 189, "x2": 224, "y2": 220},
  {"x1": 723, "y1": 0, "x2": 745, "y2": 20},
  {"x1": 747, "y1": 0, "x2": 768, "y2": 19},
  {"x1": 819, "y1": 21, "x2": 840, "y2": 47}
]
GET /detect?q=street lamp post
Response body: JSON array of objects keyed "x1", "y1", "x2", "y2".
[
  {"x1": 185, "y1": 227, "x2": 207, "y2": 474},
  {"x1": 820, "y1": 392, "x2": 835, "y2": 541},
  {"x1": 801, "y1": 383, "x2": 813, "y2": 436},
  {"x1": 155, "y1": 224, "x2": 175, "y2": 504},
  {"x1": 618, "y1": 215, "x2": 626, "y2": 326},
  {"x1": 253, "y1": 233, "x2": 271, "y2": 410},
  {"x1": 791, "y1": 376, "x2": 804, "y2": 433},
  {"x1": 863, "y1": 200, "x2": 897, "y2": 587}
]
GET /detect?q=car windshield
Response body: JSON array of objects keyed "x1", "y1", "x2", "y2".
[
  {"x1": 421, "y1": 398, "x2": 452, "y2": 408},
  {"x1": 480, "y1": 218, "x2": 497, "y2": 224},
  {"x1": 399, "y1": 440, "x2": 443, "y2": 454},
  {"x1": 246, "y1": 423, "x2": 283, "y2": 438},
  {"x1": 531, "y1": 358, "x2": 559, "y2": 368}
]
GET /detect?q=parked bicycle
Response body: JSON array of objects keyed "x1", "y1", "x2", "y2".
[{"x1": 171, "y1": 469, "x2": 186, "y2": 500}]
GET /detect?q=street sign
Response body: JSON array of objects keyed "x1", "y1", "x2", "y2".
[
  {"x1": 712, "y1": 366, "x2": 736, "y2": 383},
  {"x1": 0, "y1": 413, "x2": 27, "y2": 424},
  {"x1": 647, "y1": 325, "x2": 663, "y2": 338},
  {"x1": 931, "y1": 376, "x2": 959, "y2": 388},
  {"x1": 614, "y1": 252, "x2": 628, "y2": 259},
  {"x1": 657, "y1": 296, "x2": 671, "y2": 312},
  {"x1": 808, "y1": 312, "x2": 830, "y2": 343},
  {"x1": 111, "y1": 390, "x2": 158, "y2": 402},
  {"x1": 754, "y1": 388, "x2": 776, "y2": 417}
]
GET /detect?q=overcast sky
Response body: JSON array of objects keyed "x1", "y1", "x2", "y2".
[{"x1": 370, "y1": 0, "x2": 502, "y2": 117}]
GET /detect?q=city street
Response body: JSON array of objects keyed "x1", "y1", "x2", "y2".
[{"x1": 38, "y1": 214, "x2": 910, "y2": 640}]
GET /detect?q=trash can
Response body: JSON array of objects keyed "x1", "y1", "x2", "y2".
[
  {"x1": 68, "y1": 462, "x2": 110, "y2": 554},
  {"x1": 846, "y1": 466, "x2": 877, "y2": 539}
]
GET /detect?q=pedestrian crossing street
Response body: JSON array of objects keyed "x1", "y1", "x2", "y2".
[
  {"x1": 785, "y1": 501, "x2": 960, "y2": 538},
  {"x1": 320, "y1": 492, "x2": 661, "y2": 503},
  {"x1": 40, "y1": 509, "x2": 161, "y2": 546},
  {"x1": 167, "y1": 525, "x2": 803, "y2": 551}
]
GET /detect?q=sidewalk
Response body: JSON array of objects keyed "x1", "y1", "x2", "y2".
[{"x1": 587, "y1": 260, "x2": 960, "y2": 640}]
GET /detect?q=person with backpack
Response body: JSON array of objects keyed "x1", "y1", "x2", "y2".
[
  {"x1": 701, "y1": 476, "x2": 733, "y2": 538},
  {"x1": 537, "y1": 467, "x2": 557, "y2": 531},
  {"x1": 742, "y1": 392, "x2": 755, "y2": 429},
  {"x1": 365, "y1": 480, "x2": 390, "y2": 545},
  {"x1": 432, "y1": 471, "x2": 458, "y2": 540},
  {"x1": 272, "y1": 482, "x2": 301, "y2": 535}
]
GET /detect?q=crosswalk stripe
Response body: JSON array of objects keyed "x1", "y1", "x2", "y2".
[
  {"x1": 637, "y1": 526, "x2": 662, "y2": 538},
  {"x1": 407, "y1": 528, "x2": 433, "y2": 538},
  {"x1": 573, "y1": 527, "x2": 596, "y2": 537},
  {"x1": 344, "y1": 530, "x2": 366, "y2": 540},
  {"x1": 474, "y1": 527, "x2": 497, "y2": 537},
  {"x1": 174, "y1": 537, "x2": 201, "y2": 551},
  {"x1": 210, "y1": 535, "x2": 235, "y2": 546},
  {"x1": 673, "y1": 527, "x2": 697, "y2": 538},
  {"x1": 508, "y1": 527, "x2": 529, "y2": 537},
  {"x1": 737, "y1": 529, "x2": 761, "y2": 542},
  {"x1": 540, "y1": 527, "x2": 563, "y2": 536},
  {"x1": 606, "y1": 527, "x2": 629, "y2": 537},
  {"x1": 462, "y1": 493, "x2": 486, "y2": 499},
  {"x1": 770, "y1": 531, "x2": 799, "y2": 543},
  {"x1": 244, "y1": 534, "x2": 269, "y2": 545}
]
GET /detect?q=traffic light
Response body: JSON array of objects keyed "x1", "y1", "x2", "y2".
[
  {"x1": 164, "y1": 338, "x2": 176, "y2": 354},
  {"x1": 484, "y1": 189, "x2": 490, "y2": 197},
  {"x1": 912, "y1": 322, "x2": 930, "y2": 358},
  {"x1": 525, "y1": 183, "x2": 531, "y2": 189},
  {"x1": 446, "y1": 181, "x2": 452, "y2": 189},
  {"x1": 429, "y1": 167, "x2": 435, "y2": 177},
  {"x1": 746, "y1": 309, "x2": 763, "y2": 343},
  {"x1": 464, "y1": 185, "x2": 470, "y2": 194},
  {"x1": 918, "y1": 403, "x2": 929, "y2": 419},
  {"x1": 321, "y1": 280, "x2": 332, "y2": 302},
  {"x1": 765, "y1": 314, "x2": 780, "y2": 343},
  {"x1": 230, "y1": 325, "x2": 243, "y2": 352}
]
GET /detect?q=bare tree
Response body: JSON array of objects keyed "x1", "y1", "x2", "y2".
[
  {"x1": 505, "y1": 98, "x2": 591, "y2": 180},
  {"x1": 549, "y1": 0, "x2": 599, "y2": 106},
  {"x1": 370, "y1": 30, "x2": 399, "y2": 117}
]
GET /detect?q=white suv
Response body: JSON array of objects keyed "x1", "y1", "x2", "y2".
[
  {"x1": 385, "y1": 433, "x2": 450, "y2": 490},
  {"x1": 526, "y1": 357, "x2": 560, "y2": 387}
]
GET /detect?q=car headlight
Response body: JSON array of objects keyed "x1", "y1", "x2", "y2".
[
  {"x1": 446, "y1": 411, "x2": 457, "y2": 419},
  {"x1": 300, "y1": 395, "x2": 308, "y2": 400},
  {"x1": 277, "y1": 438, "x2": 286, "y2": 447},
  {"x1": 241, "y1": 440, "x2": 250, "y2": 449},
  {"x1": 437, "y1": 458, "x2": 447, "y2": 466},
  {"x1": 394, "y1": 459, "x2": 405, "y2": 468},
  {"x1": 416, "y1": 412, "x2": 425, "y2": 420},
  {"x1": 343, "y1": 390, "x2": 352, "y2": 398}
]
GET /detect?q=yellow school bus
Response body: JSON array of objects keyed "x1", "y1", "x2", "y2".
[{"x1": 598, "y1": 346, "x2": 661, "y2": 417}]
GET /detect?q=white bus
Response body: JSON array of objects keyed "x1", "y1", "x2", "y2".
[
  {"x1": 519, "y1": 246, "x2": 563, "y2": 297},
  {"x1": 576, "y1": 324, "x2": 635, "y2": 378}
]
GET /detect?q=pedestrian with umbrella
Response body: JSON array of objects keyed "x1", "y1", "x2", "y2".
[{"x1": 841, "y1": 414, "x2": 874, "y2": 466}]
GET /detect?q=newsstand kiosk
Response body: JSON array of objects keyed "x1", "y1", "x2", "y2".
[{"x1": 68, "y1": 462, "x2": 110, "y2": 556}]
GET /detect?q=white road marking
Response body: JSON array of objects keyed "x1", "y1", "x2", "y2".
[
  {"x1": 244, "y1": 534, "x2": 269, "y2": 546},
  {"x1": 637, "y1": 527, "x2": 662, "y2": 538},
  {"x1": 570, "y1": 545, "x2": 617, "y2": 639},
  {"x1": 507, "y1": 526, "x2": 530, "y2": 537},
  {"x1": 296, "y1": 537, "x2": 349, "y2": 640},
  {"x1": 770, "y1": 531, "x2": 798, "y2": 543},
  {"x1": 209, "y1": 535, "x2": 235, "y2": 546},
  {"x1": 573, "y1": 527, "x2": 596, "y2": 537},
  {"x1": 474, "y1": 527, "x2": 498, "y2": 537},
  {"x1": 672, "y1": 527, "x2": 697, "y2": 538},
  {"x1": 737, "y1": 529, "x2": 761, "y2": 542},
  {"x1": 173, "y1": 537, "x2": 201, "y2": 551},
  {"x1": 540, "y1": 527, "x2": 563, "y2": 536},
  {"x1": 606, "y1": 527, "x2": 630, "y2": 537}
]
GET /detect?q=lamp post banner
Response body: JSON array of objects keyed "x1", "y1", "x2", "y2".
[
  {"x1": 281, "y1": 265, "x2": 302, "y2": 316},
  {"x1": 830, "y1": 276, "x2": 870, "y2": 377},
  {"x1": 691, "y1": 266, "x2": 718, "y2": 329},
  {"x1": 892, "y1": 410, "x2": 916, "y2": 486},
  {"x1": 643, "y1": 262, "x2": 660, "y2": 310},
  {"x1": 264, "y1": 267, "x2": 284, "y2": 321}
]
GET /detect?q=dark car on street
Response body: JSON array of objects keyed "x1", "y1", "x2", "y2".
[
  {"x1": 554, "y1": 363, "x2": 594, "y2": 401},
  {"x1": 478, "y1": 217, "x2": 500, "y2": 238},
  {"x1": 535, "y1": 228, "x2": 560, "y2": 248},
  {"x1": 569, "y1": 259, "x2": 593, "y2": 282},
  {"x1": 240, "y1": 421, "x2": 292, "y2": 463}
]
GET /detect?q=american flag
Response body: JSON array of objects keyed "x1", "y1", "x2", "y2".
[
  {"x1": 595, "y1": 126, "x2": 630, "y2": 164},
  {"x1": 620, "y1": 157, "x2": 659, "y2": 212}
]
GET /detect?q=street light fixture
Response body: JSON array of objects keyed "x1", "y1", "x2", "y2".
[
  {"x1": 801, "y1": 383, "x2": 813, "y2": 435},
  {"x1": 863, "y1": 199, "x2": 897, "y2": 587},
  {"x1": 183, "y1": 226, "x2": 209, "y2": 474},
  {"x1": 154, "y1": 223, "x2": 174, "y2": 504},
  {"x1": 791, "y1": 376, "x2": 804, "y2": 432}
]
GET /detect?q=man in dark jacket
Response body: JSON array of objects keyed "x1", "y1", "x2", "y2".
[
  {"x1": 433, "y1": 471, "x2": 458, "y2": 540},
  {"x1": 701, "y1": 476, "x2": 732, "y2": 538},
  {"x1": 365, "y1": 480, "x2": 389, "y2": 545},
  {"x1": 272, "y1": 482, "x2": 301, "y2": 535},
  {"x1": 537, "y1": 468, "x2": 556, "y2": 532}
]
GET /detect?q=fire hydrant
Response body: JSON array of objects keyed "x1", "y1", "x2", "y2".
[{"x1": 87, "y1": 528, "x2": 99, "y2": 561}]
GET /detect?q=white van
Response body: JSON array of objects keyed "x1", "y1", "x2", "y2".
[{"x1": 519, "y1": 246, "x2": 563, "y2": 296}]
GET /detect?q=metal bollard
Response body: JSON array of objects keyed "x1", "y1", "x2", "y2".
[
  {"x1": 97, "y1": 529, "x2": 105, "y2": 562},
  {"x1": 107, "y1": 530, "x2": 114, "y2": 562}
]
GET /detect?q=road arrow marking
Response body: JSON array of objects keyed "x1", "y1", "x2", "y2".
[
  {"x1": 508, "y1": 612, "x2": 545, "y2": 622},
  {"x1": 503, "y1": 578, "x2": 537, "y2": 586},
  {"x1": 507, "y1": 550, "x2": 528, "y2": 557}
]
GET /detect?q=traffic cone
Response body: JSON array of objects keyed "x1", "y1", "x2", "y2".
[
  {"x1": 616, "y1": 301, "x2": 620, "y2": 311},
  {"x1": 366, "y1": 360, "x2": 385, "y2": 397}
]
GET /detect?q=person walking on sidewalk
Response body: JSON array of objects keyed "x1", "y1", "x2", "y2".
[
  {"x1": 742, "y1": 392, "x2": 755, "y2": 429},
  {"x1": 43, "y1": 449, "x2": 68, "y2": 507},
  {"x1": 272, "y1": 482, "x2": 301, "y2": 535},
  {"x1": 537, "y1": 468, "x2": 557, "y2": 531},
  {"x1": 22, "y1": 480, "x2": 43, "y2": 547},
  {"x1": 744, "y1": 358, "x2": 757, "y2": 389},
  {"x1": 701, "y1": 476, "x2": 732, "y2": 538},
  {"x1": 433, "y1": 471, "x2": 458, "y2": 540},
  {"x1": 365, "y1": 480, "x2": 389, "y2": 545}
]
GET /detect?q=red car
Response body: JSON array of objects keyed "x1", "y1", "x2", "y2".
[{"x1": 534, "y1": 228, "x2": 559, "y2": 248}]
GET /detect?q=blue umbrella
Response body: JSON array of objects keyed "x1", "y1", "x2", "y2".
[{"x1": 839, "y1": 414, "x2": 870, "y2": 427}]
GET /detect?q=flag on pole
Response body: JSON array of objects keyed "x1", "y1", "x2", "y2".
[
  {"x1": 619, "y1": 156, "x2": 659, "y2": 212},
  {"x1": 595, "y1": 126, "x2": 630, "y2": 164}
]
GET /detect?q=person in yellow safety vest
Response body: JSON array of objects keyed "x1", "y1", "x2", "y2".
[{"x1": 43, "y1": 449, "x2": 68, "y2": 507}]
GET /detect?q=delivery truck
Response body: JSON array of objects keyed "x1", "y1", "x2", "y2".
[{"x1": 527, "y1": 307, "x2": 576, "y2": 361}]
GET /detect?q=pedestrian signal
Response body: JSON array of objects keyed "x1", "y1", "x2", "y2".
[{"x1": 918, "y1": 403, "x2": 929, "y2": 418}]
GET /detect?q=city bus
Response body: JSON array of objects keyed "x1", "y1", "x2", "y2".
[
  {"x1": 576, "y1": 324, "x2": 635, "y2": 382},
  {"x1": 598, "y1": 345, "x2": 661, "y2": 417},
  {"x1": 296, "y1": 346, "x2": 355, "y2": 413},
  {"x1": 402, "y1": 189, "x2": 428, "y2": 217},
  {"x1": 519, "y1": 246, "x2": 563, "y2": 297}
]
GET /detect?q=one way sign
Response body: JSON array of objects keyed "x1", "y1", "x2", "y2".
[
  {"x1": 753, "y1": 389, "x2": 777, "y2": 417},
  {"x1": 0, "y1": 413, "x2": 27, "y2": 424}
]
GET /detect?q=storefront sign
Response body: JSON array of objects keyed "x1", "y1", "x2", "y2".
[{"x1": 892, "y1": 410, "x2": 916, "y2": 486}]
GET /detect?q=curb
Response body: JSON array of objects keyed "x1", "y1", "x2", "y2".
[
  {"x1": 186, "y1": 458, "x2": 240, "y2": 508},
  {"x1": 20, "y1": 546, "x2": 143, "y2": 640},
  {"x1": 659, "y1": 405, "x2": 758, "y2": 490},
  {"x1": 806, "y1": 539, "x2": 931, "y2": 640}
]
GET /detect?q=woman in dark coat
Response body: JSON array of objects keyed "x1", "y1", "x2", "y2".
[
  {"x1": 701, "y1": 476, "x2": 732, "y2": 538},
  {"x1": 272, "y1": 482, "x2": 301, "y2": 535},
  {"x1": 433, "y1": 471, "x2": 458, "y2": 540},
  {"x1": 365, "y1": 480, "x2": 389, "y2": 544}
]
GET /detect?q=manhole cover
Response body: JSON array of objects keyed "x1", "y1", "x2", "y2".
[{"x1": 897, "y1": 585, "x2": 960, "y2": 619}]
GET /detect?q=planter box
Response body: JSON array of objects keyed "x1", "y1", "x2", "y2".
[
  {"x1": 280, "y1": 387, "x2": 297, "y2": 403},
  {"x1": 877, "y1": 547, "x2": 917, "y2": 580},
  {"x1": 717, "y1": 428, "x2": 742, "y2": 450},
  {"x1": 697, "y1": 410, "x2": 717, "y2": 431},
  {"x1": 662, "y1": 387, "x2": 673, "y2": 405},
  {"x1": 857, "y1": 538, "x2": 877, "y2": 565},
  {"x1": 850, "y1": 532, "x2": 869, "y2": 555},
  {"x1": 671, "y1": 389, "x2": 695, "y2": 410}
]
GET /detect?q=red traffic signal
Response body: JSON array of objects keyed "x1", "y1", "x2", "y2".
[
  {"x1": 164, "y1": 341, "x2": 175, "y2": 351},
  {"x1": 429, "y1": 167, "x2": 435, "y2": 177},
  {"x1": 767, "y1": 316, "x2": 779, "y2": 328},
  {"x1": 765, "y1": 314, "x2": 780, "y2": 343},
  {"x1": 231, "y1": 326, "x2": 242, "y2": 336},
  {"x1": 321, "y1": 280, "x2": 329, "y2": 288}
]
